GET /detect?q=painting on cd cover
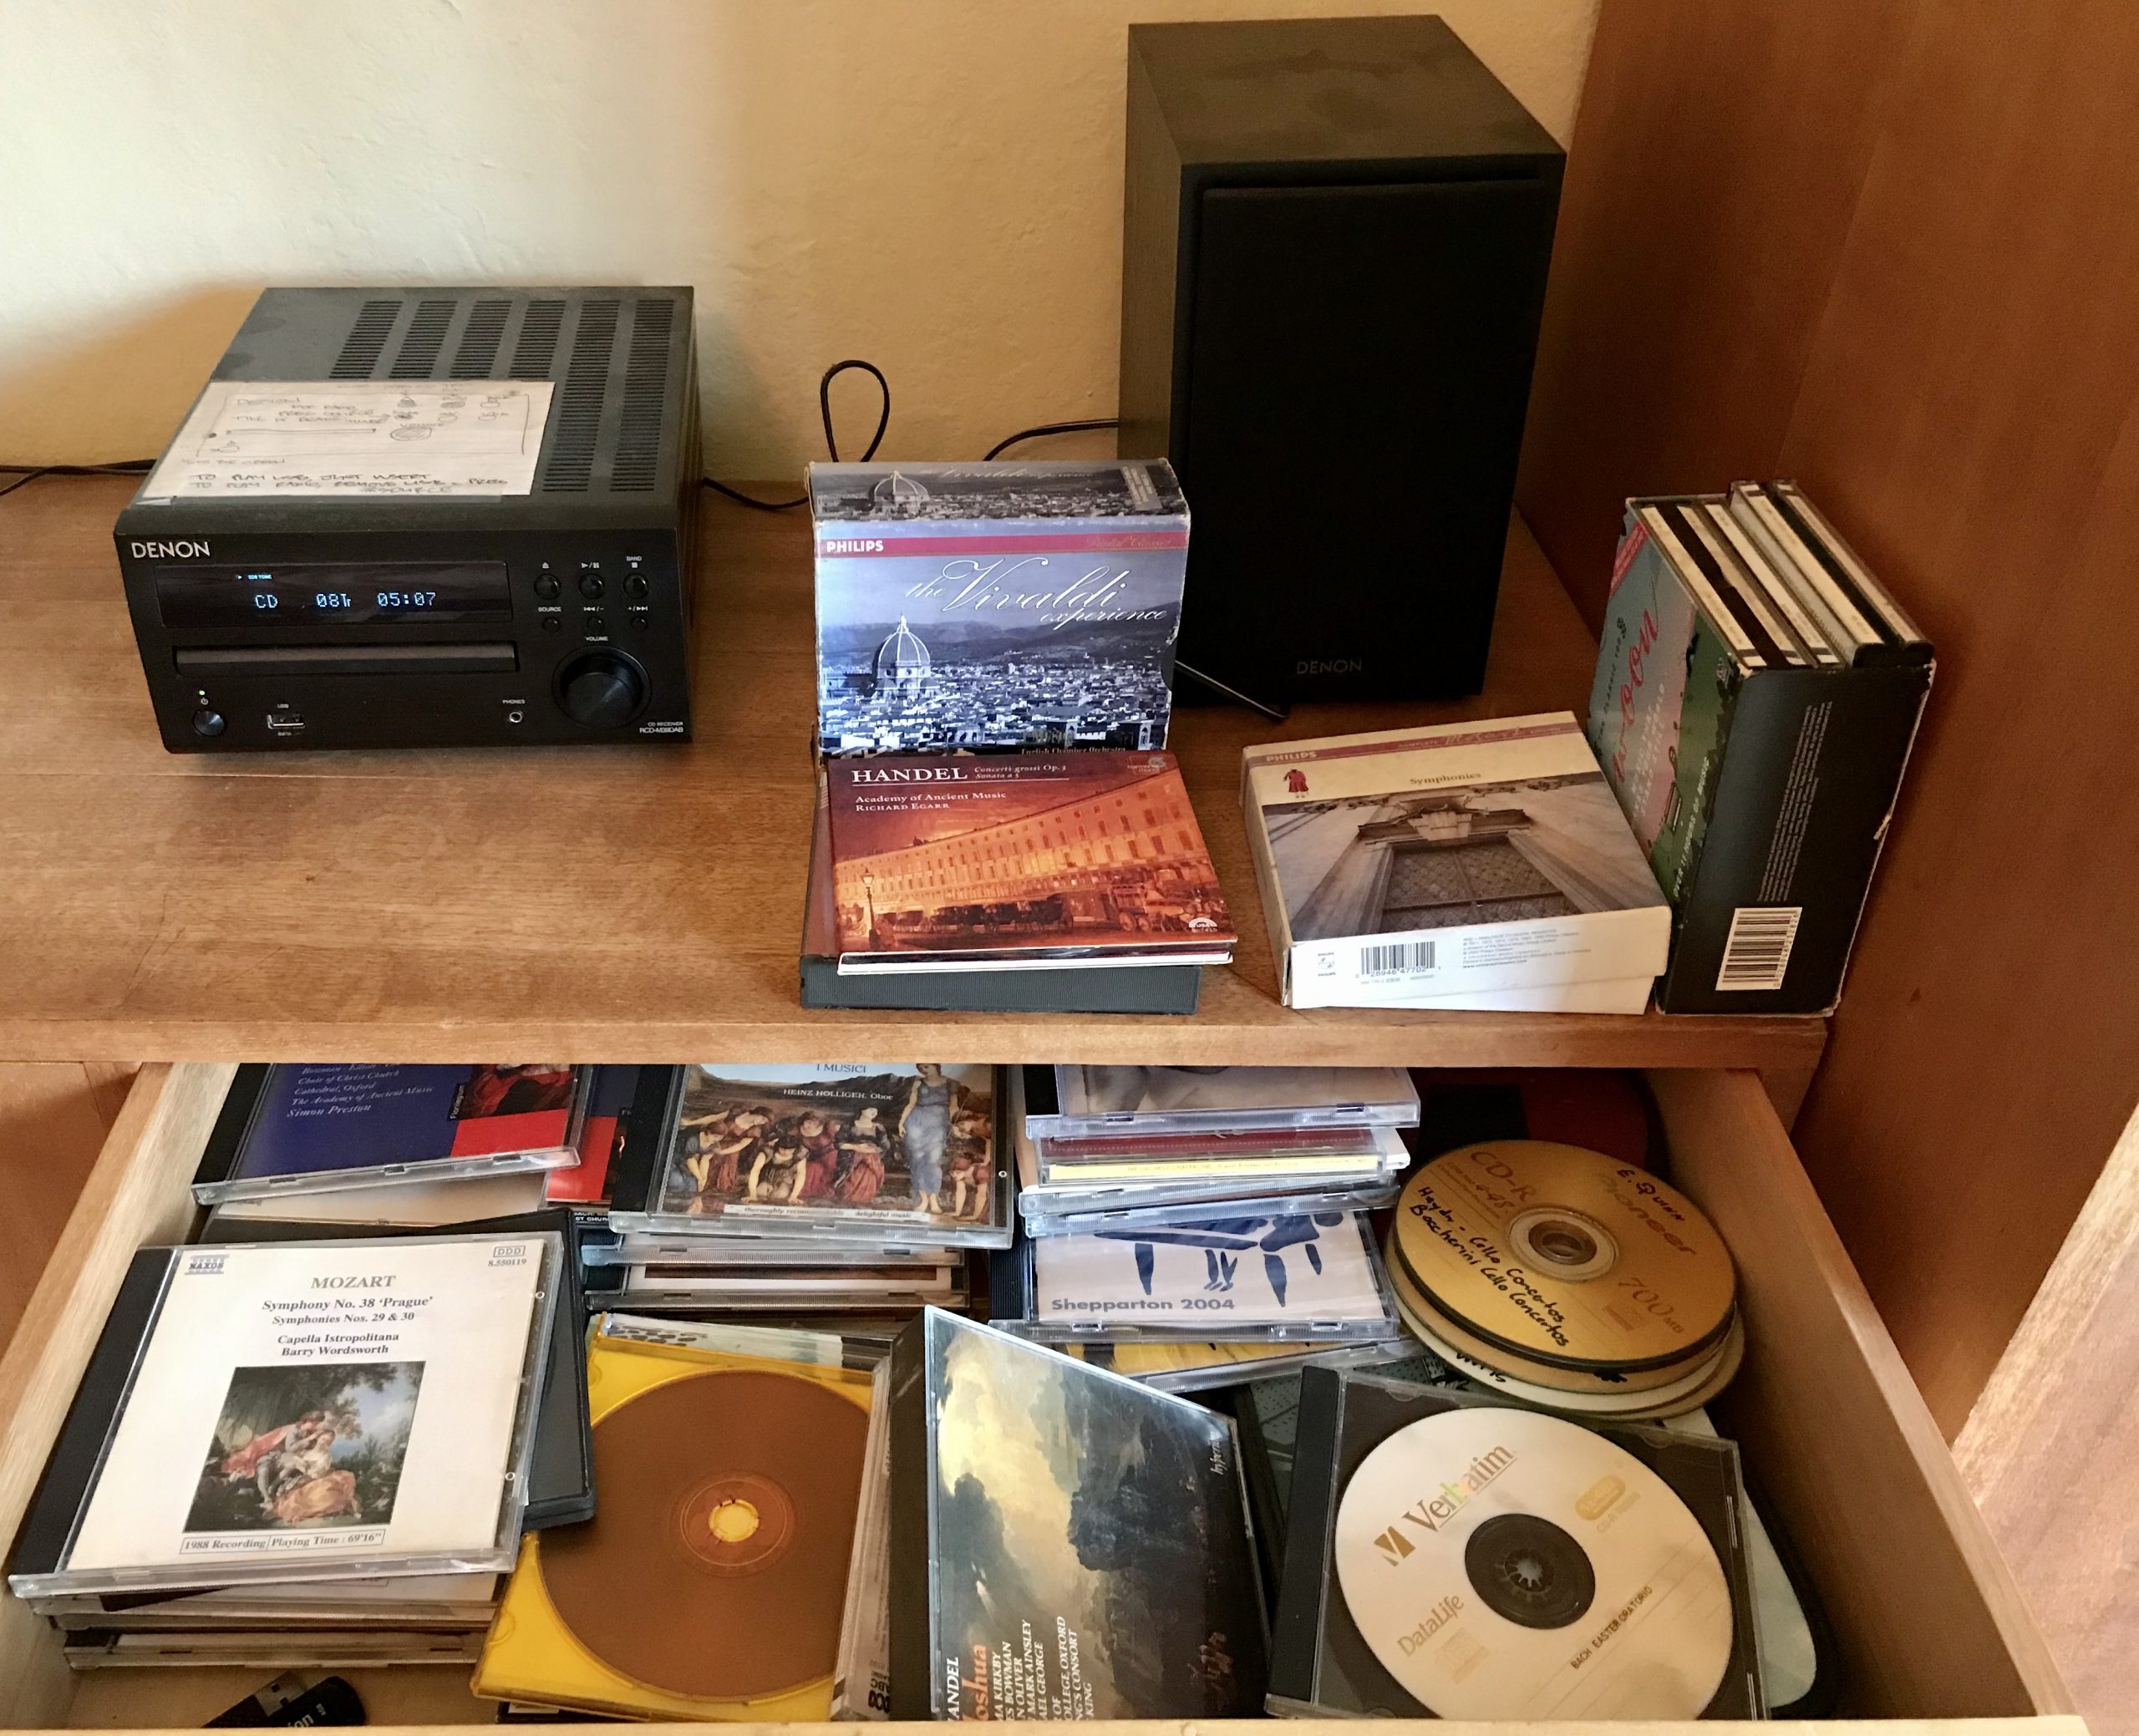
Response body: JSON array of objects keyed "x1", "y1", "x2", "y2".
[
  {"x1": 657, "y1": 1064, "x2": 999, "y2": 1226},
  {"x1": 185, "y1": 1362, "x2": 424, "y2": 1534},
  {"x1": 922, "y1": 1314, "x2": 1264, "y2": 1718}
]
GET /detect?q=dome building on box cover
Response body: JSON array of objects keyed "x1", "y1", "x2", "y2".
[{"x1": 874, "y1": 617, "x2": 933, "y2": 693}]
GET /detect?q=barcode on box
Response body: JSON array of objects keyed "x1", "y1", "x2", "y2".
[
  {"x1": 1716, "y1": 906, "x2": 1802, "y2": 992},
  {"x1": 1360, "y1": 940, "x2": 1436, "y2": 977}
]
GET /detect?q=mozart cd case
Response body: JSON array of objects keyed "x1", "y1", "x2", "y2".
[
  {"x1": 8, "y1": 1232, "x2": 559, "y2": 1600},
  {"x1": 191, "y1": 1064, "x2": 590, "y2": 1205}
]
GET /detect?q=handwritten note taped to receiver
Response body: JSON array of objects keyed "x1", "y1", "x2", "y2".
[{"x1": 140, "y1": 381, "x2": 556, "y2": 499}]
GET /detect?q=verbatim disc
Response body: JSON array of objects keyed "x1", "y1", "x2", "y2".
[
  {"x1": 1332, "y1": 1407, "x2": 1733, "y2": 1718},
  {"x1": 1392, "y1": 1142, "x2": 1735, "y2": 1373}
]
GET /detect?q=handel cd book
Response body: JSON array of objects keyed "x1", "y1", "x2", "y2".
[
  {"x1": 1241, "y1": 714, "x2": 1669, "y2": 1011},
  {"x1": 8, "y1": 1232, "x2": 559, "y2": 1598},
  {"x1": 885, "y1": 1310, "x2": 1266, "y2": 1720},
  {"x1": 809, "y1": 459, "x2": 1189, "y2": 758},
  {"x1": 825, "y1": 751, "x2": 1234, "y2": 973}
]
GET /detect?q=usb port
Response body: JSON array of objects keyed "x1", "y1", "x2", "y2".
[{"x1": 265, "y1": 708, "x2": 305, "y2": 736}]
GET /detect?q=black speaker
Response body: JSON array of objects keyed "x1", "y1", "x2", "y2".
[{"x1": 1118, "y1": 16, "x2": 1563, "y2": 708}]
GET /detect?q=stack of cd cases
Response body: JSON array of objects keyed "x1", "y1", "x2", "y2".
[
  {"x1": 989, "y1": 1066, "x2": 1418, "y2": 1387},
  {"x1": 6, "y1": 1231, "x2": 564, "y2": 1668},
  {"x1": 582, "y1": 1063, "x2": 1015, "y2": 1315}
]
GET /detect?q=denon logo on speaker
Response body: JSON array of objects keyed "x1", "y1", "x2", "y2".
[{"x1": 1297, "y1": 657, "x2": 1366, "y2": 677}]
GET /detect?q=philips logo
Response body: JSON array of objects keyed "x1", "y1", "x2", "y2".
[
  {"x1": 821, "y1": 538, "x2": 886, "y2": 555},
  {"x1": 1298, "y1": 657, "x2": 1365, "y2": 676},
  {"x1": 131, "y1": 540, "x2": 211, "y2": 560}
]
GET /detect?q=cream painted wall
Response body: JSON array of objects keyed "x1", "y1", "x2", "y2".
[{"x1": 1, "y1": 0, "x2": 1598, "y2": 474}]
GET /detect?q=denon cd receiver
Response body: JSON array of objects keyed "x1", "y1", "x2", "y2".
[{"x1": 116, "y1": 286, "x2": 701, "y2": 752}]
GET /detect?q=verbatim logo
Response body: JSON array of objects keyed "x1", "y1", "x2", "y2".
[
  {"x1": 131, "y1": 540, "x2": 211, "y2": 560},
  {"x1": 1369, "y1": 1444, "x2": 1517, "y2": 1563}
]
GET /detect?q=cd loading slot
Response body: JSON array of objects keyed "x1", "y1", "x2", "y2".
[{"x1": 175, "y1": 642, "x2": 520, "y2": 678}]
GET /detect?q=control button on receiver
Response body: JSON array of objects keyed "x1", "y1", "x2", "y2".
[
  {"x1": 578, "y1": 571, "x2": 606, "y2": 599},
  {"x1": 191, "y1": 708, "x2": 226, "y2": 738},
  {"x1": 541, "y1": 615, "x2": 561, "y2": 632},
  {"x1": 533, "y1": 572, "x2": 561, "y2": 600},
  {"x1": 555, "y1": 647, "x2": 648, "y2": 729},
  {"x1": 625, "y1": 571, "x2": 650, "y2": 599}
]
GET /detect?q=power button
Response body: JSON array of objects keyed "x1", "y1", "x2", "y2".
[{"x1": 191, "y1": 708, "x2": 226, "y2": 738}]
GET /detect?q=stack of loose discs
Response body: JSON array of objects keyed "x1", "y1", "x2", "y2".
[{"x1": 1386, "y1": 1140, "x2": 1740, "y2": 1419}]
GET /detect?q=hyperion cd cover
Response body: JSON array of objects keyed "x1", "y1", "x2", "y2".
[
  {"x1": 636, "y1": 1063, "x2": 1009, "y2": 1242},
  {"x1": 887, "y1": 1312, "x2": 1266, "y2": 1721}
]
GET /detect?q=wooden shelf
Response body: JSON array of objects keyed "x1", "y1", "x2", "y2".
[{"x1": 0, "y1": 477, "x2": 1824, "y2": 1088}]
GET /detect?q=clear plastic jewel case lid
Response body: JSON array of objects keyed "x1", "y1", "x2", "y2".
[
  {"x1": 1027, "y1": 1063, "x2": 1421, "y2": 1137},
  {"x1": 8, "y1": 1231, "x2": 560, "y2": 1601},
  {"x1": 1010, "y1": 1069, "x2": 1408, "y2": 1215},
  {"x1": 191, "y1": 1065, "x2": 592, "y2": 1206},
  {"x1": 1020, "y1": 1179, "x2": 1400, "y2": 1240},
  {"x1": 991, "y1": 1211, "x2": 1400, "y2": 1345}
]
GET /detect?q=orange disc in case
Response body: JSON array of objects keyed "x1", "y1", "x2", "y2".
[{"x1": 540, "y1": 1366, "x2": 869, "y2": 1703}]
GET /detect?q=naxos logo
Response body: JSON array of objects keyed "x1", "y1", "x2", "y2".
[{"x1": 130, "y1": 540, "x2": 211, "y2": 560}]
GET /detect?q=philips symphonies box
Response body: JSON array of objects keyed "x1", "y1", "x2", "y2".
[
  {"x1": 1241, "y1": 713, "x2": 1670, "y2": 1012},
  {"x1": 807, "y1": 460, "x2": 1188, "y2": 759}
]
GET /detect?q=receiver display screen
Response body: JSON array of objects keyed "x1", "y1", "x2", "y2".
[{"x1": 155, "y1": 563, "x2": 512, "y2": 627}]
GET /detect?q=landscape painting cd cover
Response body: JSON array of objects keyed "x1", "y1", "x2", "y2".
[
  {"x1": 917, "y1": 1312, "x2": 1265, "y2": 1718},
  {"x1": 809, "y1": 461, "x2": 1188, "y2": 758}
]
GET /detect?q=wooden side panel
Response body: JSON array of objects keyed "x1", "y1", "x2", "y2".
[
  {"x1": 1959, "y1": 1103, "x2": 2139, "y2": 1733},
  {"x1": 1517, "y1": 0, "x2": 2139, "y2": 1444},
  {"x1": 0, "y1": 1065, "x2": 136, "y2": 1346},
  {"x1": 1652, "y1": 1070, "x2": 2069, "y2": 1718},
  {"x1": 1517, "y1": 0, "x2": 1919, "y2": 617},
  {"x1": 0, "y1": 1063, "x2": 227, "y2": 1728},
  {"x1": 1773, "y1": 0, "x2": 2139, "y2": 1434}
]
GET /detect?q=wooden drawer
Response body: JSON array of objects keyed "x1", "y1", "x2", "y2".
[{"x1": 0, "y1": 1063, "x2": 2076, "y2": 1733}]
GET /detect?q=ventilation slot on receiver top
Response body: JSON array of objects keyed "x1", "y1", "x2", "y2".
[
  {"x1": 541, "y1": 298, "x2": 619, "y2": 493},
  {"x1": 511, "y1": 298, "x2": 566, "y2": 379},
  {"x1": 610, "y1": 297, "x2": 673, "y2": 491},
  {"x1": 329, "y1": 299, "x2": 402, "y2": 378},
  {"x1": 389, "y1": 299, "x2": 457, "y2": 378},
  {"x1": 449, "y1": 298, "x2": 511, "y2": 378}
]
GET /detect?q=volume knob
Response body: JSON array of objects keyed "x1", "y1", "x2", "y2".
[{"x1": 556, "y1": 648, "x2": 647, "y2": 729}]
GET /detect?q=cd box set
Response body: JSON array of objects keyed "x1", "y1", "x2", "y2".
[
  {"x1": 809, "y1": 459, "x2": 1190, "y2": 759},
  {"x1": 799, "y1": 775, "x2": 1207, "y2": 1014},
  {"x1": 821, "y1": 750, "x2": 1236, "y2": 977},
  {"x1": 1588, "y1": 484, "x2": 1933, "y2": 1013},
  {"x1": 1267, "y1": 1366, "x2": 1765, "y2": 1719},
  {"x1": 1239, "y1": 713, "x2": 1673, "y2": 1013}
]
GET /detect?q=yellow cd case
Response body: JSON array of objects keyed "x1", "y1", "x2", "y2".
[{"x1": 473, "y1": 1327, "x2": 874, "y2": 1722}]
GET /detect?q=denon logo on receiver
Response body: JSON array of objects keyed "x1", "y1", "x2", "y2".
[{"x1": 131, "y1": 540, "x2": 211, "y2": 560}]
